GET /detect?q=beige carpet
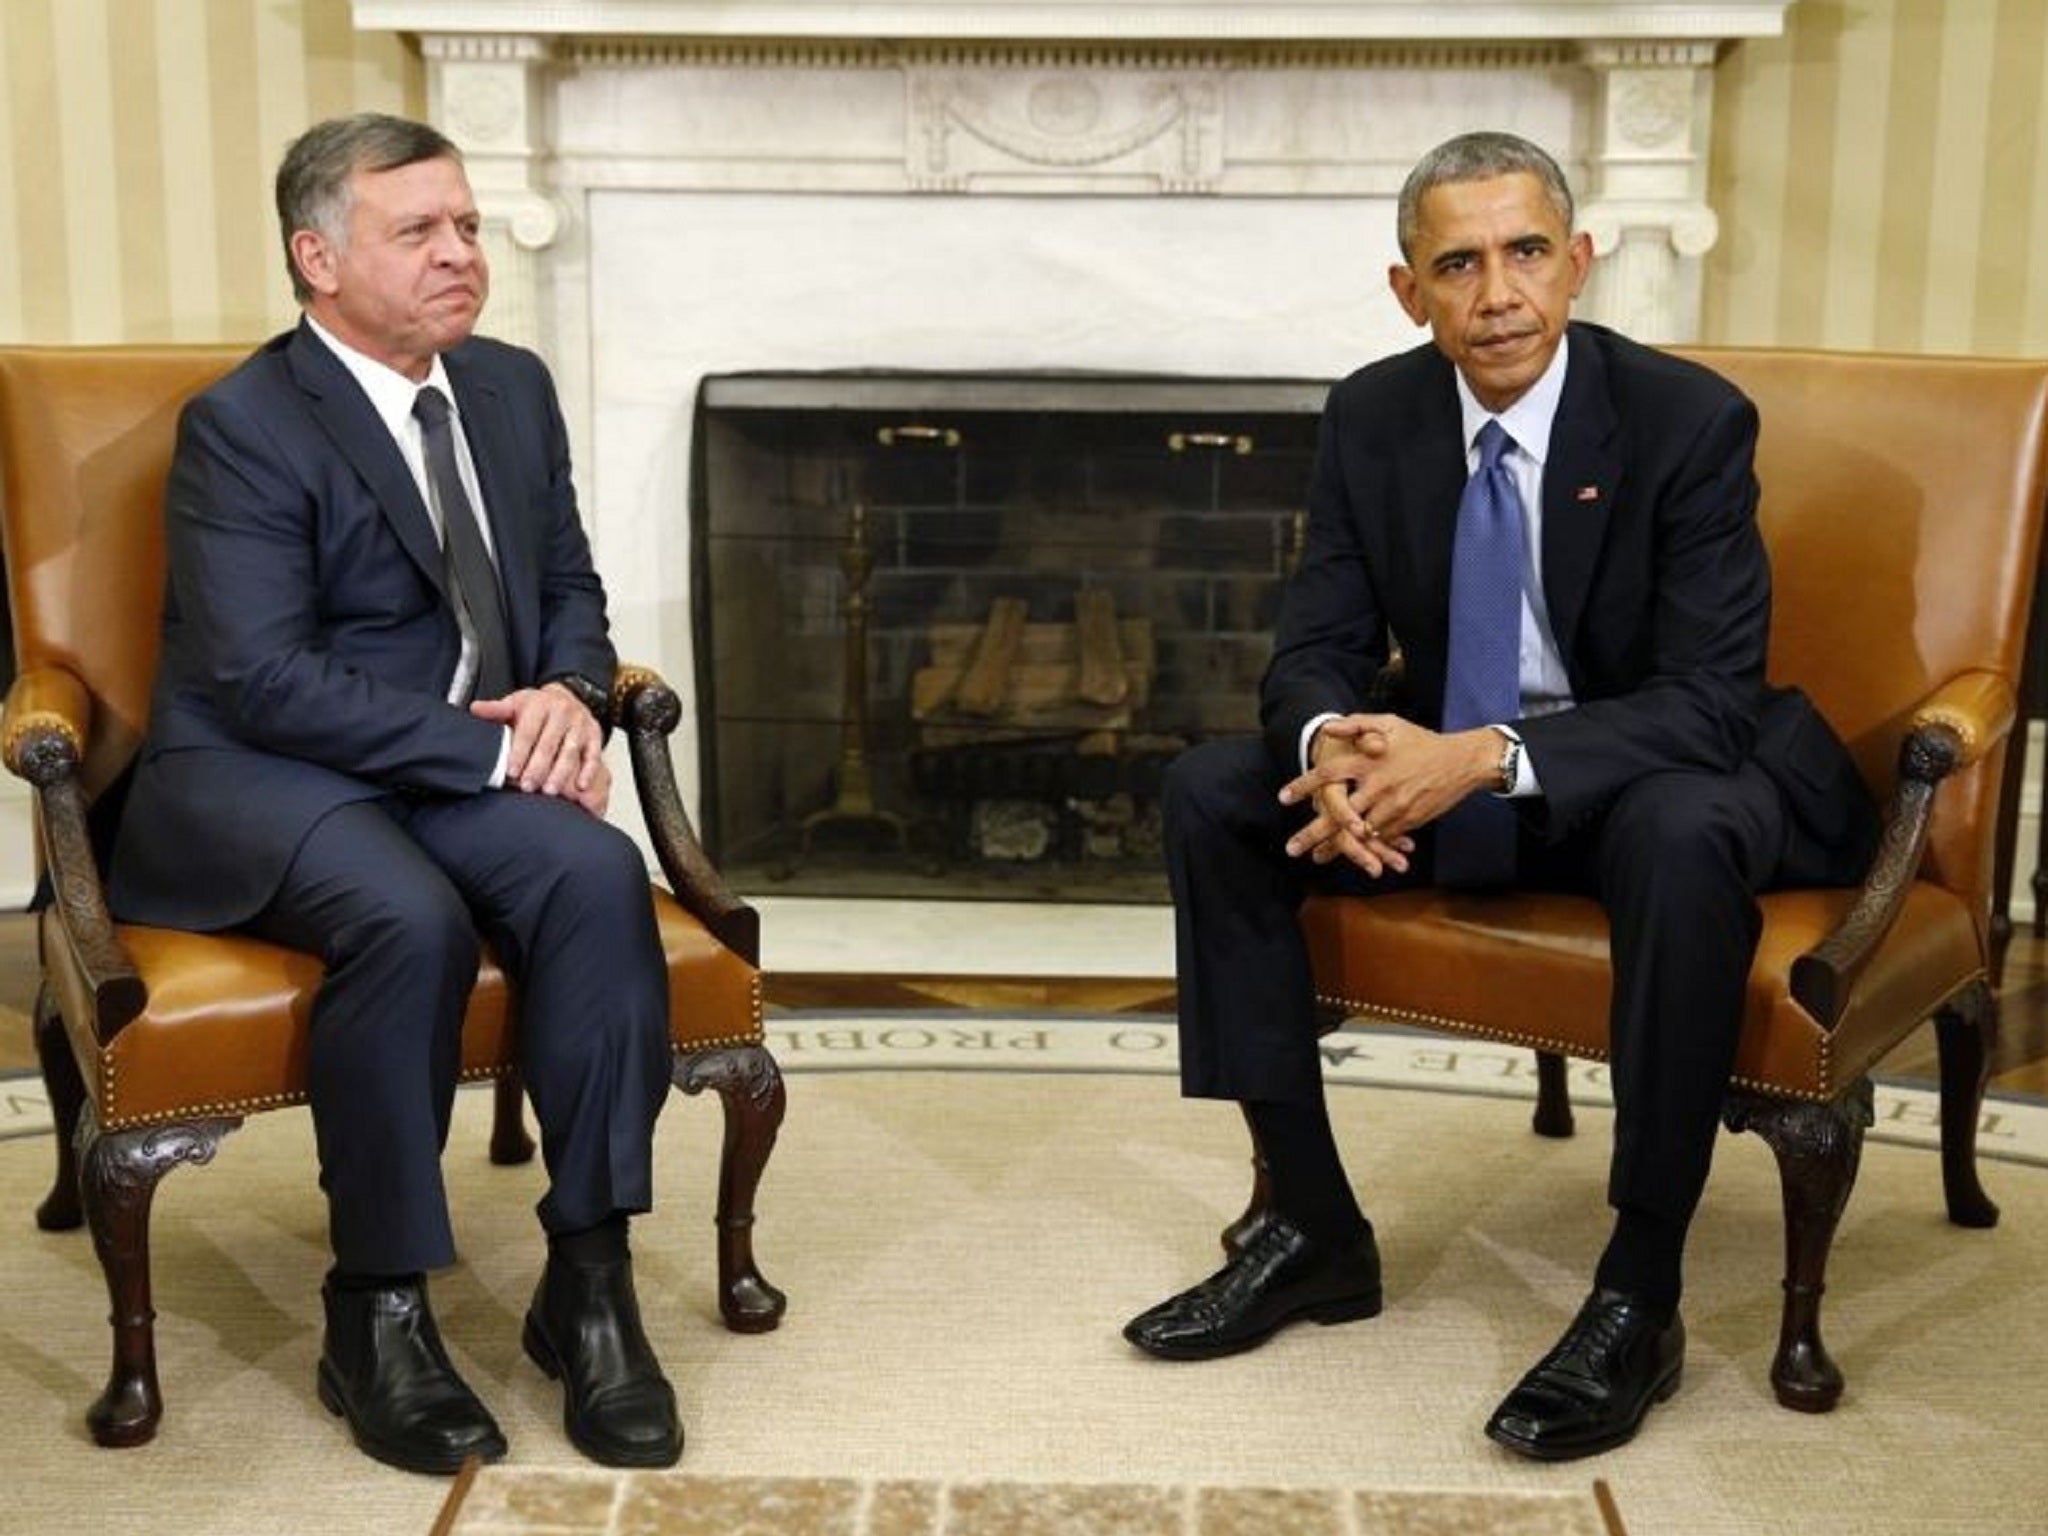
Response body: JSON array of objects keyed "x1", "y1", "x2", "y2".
[{"x1": 3, "y1": 1020, "x2": 2046, "y2": 1535}]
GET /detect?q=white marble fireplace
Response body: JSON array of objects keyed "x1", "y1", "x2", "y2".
[{"x1": 350, "y1": 0, "x2": 1792, "y2": 879}]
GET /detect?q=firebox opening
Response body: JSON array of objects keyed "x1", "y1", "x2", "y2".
[{"x1": 692, "y1": 371, "x2": 1327, "y2": 903}]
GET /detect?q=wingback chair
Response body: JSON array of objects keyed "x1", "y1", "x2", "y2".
[
  {"x1": 0, "y1": 345, "x2": 786, "y2": 1449},
  {"x1": 1285, "y1": 347, "x2": 2048, "y2": 1413}
]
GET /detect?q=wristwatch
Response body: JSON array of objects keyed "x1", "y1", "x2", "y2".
[
  {"x1": 545, "y1": 670, "x2": 611, "y2": 726},
  {"x1": 1496, "y1": 733, "x2": 1522, "y2": 796}
]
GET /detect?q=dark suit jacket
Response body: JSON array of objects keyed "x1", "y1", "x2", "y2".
[
  {"x1": 1262, "y1": 321, "x2": 1875, "y2": 884},
  {"x1": 109, "y1": 321, "x2": 617, "y2": 931}
]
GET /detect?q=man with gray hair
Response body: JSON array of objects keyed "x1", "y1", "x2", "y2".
[
  {"x1": 110, "y1": 113, "x2": 682, "y2": 1474},
  {"x1": 1122, "y1": 131, "x2": 1875, "y2": 1459}
]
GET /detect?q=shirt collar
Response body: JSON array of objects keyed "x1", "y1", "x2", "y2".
[
  {"x1": 1454, "y1": 334, "x2": 1570, "y2": 466},
  {"x1": 305, "y1": 313, "x2": 457, "y2": 440}
]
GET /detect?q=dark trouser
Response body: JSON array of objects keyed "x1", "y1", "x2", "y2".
[
  {"x1": 246, "y1": 792, "x2": 672, "y2": 1276},
  {"x1": 1163, "y1": 735, "x2": 1786, "y2": 1231}
]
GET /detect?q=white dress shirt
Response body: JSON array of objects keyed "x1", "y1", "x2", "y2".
[
  {"x1": 304, "y1": 315, "x2": 512, "y2": 783},
  {"x1": 1301, "y1": 341, "x2": 1577, "y2": 799}
]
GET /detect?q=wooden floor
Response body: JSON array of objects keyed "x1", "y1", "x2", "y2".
[{"x1": 2, "y1": 909, "x2": 2045, "y2": 1095}]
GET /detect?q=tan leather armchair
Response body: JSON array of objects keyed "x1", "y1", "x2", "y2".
[
  {"x1": 0, "y1": 345, "x2": 786, "y2": 1448},
  {"x1": 1285, "y1": 348, "x2": 2048, "y2": 1412}
]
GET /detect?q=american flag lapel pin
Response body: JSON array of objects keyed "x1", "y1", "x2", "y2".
[{"x1": 1576, "y1": 484, "x2": 1600, "y2": 502}]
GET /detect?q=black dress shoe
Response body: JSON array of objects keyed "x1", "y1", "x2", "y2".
[
  {"x1": 1485, "y1": 1288, "x2": 1685, "y2": 1461},
  {"x1": 524, "y1": 1254, "x2": 683, "y2": 1468},
  {"x1": 316, "y1": 1278, "x2": 508, "y2": 1476},
  {"x1": 1123, "y1": 1214, "x2": 1381, "y2": 1361}
]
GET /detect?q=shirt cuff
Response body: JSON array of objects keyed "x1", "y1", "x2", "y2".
[
  {"x1": 1300, "y1": 712, "x2": 1343, "y2": 775},
  {"x1": 1491, "y1": 723, "x2": 1541, "y2": 798},
  {"x1": 488, "y1": 727, "x2": 511, "y2": 788}
]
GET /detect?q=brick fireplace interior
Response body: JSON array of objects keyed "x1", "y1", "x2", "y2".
[{"x1": 694, "y1": 373, "x2": 1326, "y2": 901}]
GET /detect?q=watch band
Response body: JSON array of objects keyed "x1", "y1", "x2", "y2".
[
  {"x1": 545, "y1": 670, "x2": 611, "y2": 725},
  {"x1": 1497, "y1": 734, "x2": 1522, "y2": 796}
]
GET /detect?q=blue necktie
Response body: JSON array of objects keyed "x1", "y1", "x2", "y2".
[{"x1": 1435, "y1": 420, "x2": 1522, "y2": 888}]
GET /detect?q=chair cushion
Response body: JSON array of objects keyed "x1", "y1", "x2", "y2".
[
  {"x1": 1301, "y1": 881, "x2": 1983, "y2": 1100},
  {"x1": 63, "y1": 886, "x2": 760, "y2": 1130}
]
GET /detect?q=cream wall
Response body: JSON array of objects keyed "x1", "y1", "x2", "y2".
[
  {"x1": 0, "y1": 0, "x2": 420, "y2": 346},
  {"x1": 1706, "y1": 0, "x2": 2048, "y2": 355},
  {"x1": 1, "y1": 2, "x2": 2041, "y2": 357}
]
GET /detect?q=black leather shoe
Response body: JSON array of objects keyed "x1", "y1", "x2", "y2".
[
  {"x1": 524, "y1": 1254, "x2": 683, "y2": 1468},
  {"x1": 1485, "y1": 1288, "x2": 1685, "y2": 1461},
  {"x1": 1123, "y1": 1214, "x2": 1381, "y2": 1361},
  {"x1": 316, "y1": 1278, "x2": 507, "y2": 1476}
]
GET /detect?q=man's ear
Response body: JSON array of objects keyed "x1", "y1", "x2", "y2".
[
  {"x1": 1388, "y1": 263, "x2": 1427, "y2": 326},
  {"x1": 1566, "y1": 229, "x2": 1594, "y2": 298},
  {"x1": 290, "y1": 228, "x2": 340, "y2": 298}
]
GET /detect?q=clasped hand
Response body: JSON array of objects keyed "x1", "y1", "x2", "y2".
[
  {"x1": 470, "y1": 681, "x2": 611, "y2": 816},
  {"x1": 1277, "y1": 713, "x2": 1500, "y2": 876}
]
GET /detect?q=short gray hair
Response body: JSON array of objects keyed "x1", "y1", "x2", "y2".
[
  {"x1": 1395, "y1": 132, "x2": 1574, "y2": 262},
  {"x1": 275, "y1": 113, "x2": 462, "y2": 302}
]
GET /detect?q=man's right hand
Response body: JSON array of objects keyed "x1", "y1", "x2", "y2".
[
  {"x1": 469, "y1": 683, "x2": 611, "y2": 817},
  {"x1": 1280, "y1": 712, "x2": 1506, "y2": 876},
  {"x1": 1278, "y1": 716, "x2": 1414, "y2": 877}
]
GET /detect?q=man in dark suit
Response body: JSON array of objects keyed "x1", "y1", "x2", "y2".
[
  {"x1": 109, "y1": 114, "x2": 682, "y2": 1474},
  {"x1": 1122, "y1": 132, "x2": 1876, "y2": 1460}
]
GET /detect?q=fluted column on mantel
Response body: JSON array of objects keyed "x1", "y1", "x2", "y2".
[
  {"x1": 419, "y1": 33, "x2": 563, "y2": 354},
  {"x1": 1576, "y1": 40, "x2": 1721, "y2": 345}
]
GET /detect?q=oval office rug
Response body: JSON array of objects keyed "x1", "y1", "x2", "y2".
[{"x1": 2, "y1": 1013, "x2": 2045, "y2": 1536}]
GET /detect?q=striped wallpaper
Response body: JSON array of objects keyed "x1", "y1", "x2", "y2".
[
  {"x1": 0, "y1": 0, "x2": 419, "y2": 346},
  {"x1": 0, "y1": 1, "x2": 2042, "y2": 357},
  {"x1": 1705, "y1": 0, "x2": 2048, "y2": 355}
]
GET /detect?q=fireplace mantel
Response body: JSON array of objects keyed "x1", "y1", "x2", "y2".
[
  {"x1": 353, "y1": 0, "x2": 1793, "y2": 355},
  {"x1": 354, "y1": 1, "x2": 1788, "y2": 42},
  {"x1": 350, "y1": 0, "x2": 1791, "y2": 847}
]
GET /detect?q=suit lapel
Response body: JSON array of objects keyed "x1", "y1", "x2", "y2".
[
  {"x1": 444, "y1": 348, "x2": 538, "y2": 678},
  {"x1": 1392, "y1": 352, "x2": 1469, "y2": 645},
  {"x1": 284, "y1": 322, "x2": 448, "y2": 598},
  {"x1": 1539, "y1": 326, "x2": 1621, "y2": 663}
]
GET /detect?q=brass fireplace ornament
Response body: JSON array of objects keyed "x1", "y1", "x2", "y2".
[
  {"x1": 1166, "y1": 430, "x2": 1254, "y2": 455},
  {"x1": 877, "y1": 423, "x2": 963, "y2": 448},
  {"x1": 794, "y1": 501, "x2": 912, "y2": 863}
]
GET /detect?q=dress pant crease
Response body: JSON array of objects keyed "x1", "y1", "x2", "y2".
[{"x1": 247, "y1": 791, "x2": 671, "y2": 1274}]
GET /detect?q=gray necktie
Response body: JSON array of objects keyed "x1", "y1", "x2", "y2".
[{"x1": 412, "y1": 385, "x2": 514, "y2": 701}]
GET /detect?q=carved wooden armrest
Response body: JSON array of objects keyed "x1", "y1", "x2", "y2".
[
  {"x1": 610, "y1": 663, "x2": 760, "y2": 967},
  {"x1": 3, "y1": 663, "x2": 91, "y2": 779},
  {"x1": 1903, "y1": 668, "x2": 2014, "y2": 768},
  {"x1": 2, "y1": 665, "x2": 146, "y2": 1045},
  {"x1": 1789, "y1": 669, "x2": 2016, "y2": 1028}
]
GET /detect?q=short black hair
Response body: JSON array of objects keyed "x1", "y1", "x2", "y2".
[{"x1": 1396, "y1": 131, "x2": 1574, "y2": 262}]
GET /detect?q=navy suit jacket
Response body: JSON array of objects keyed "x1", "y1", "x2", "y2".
[
  {"x1": 1262, "y1": 322, "x2": 1875, "y2": 881},
  {"x1": 109, "y1": 321, "x2": 616, "y2": 931}
]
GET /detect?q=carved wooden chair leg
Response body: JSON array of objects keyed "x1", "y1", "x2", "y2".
[
  {"x1": 677, "y1": 1043, "x2": 788, "y2": 1333},
  {"x1": 1933, "y1": 980, "x2": 2001, "y2": 1229},
  {"x1": 77, "y1": 1104, "x2": 241, "y2": 1447},
  {"x1": 33, "y1": 984, "x2": 85, "y2": 1232},
  {"x1": 1723, "y1": 1079, "x2": 1873, "y2": 1413},
  {"x1": 1222, "y1": 1102, "x2": 1273, "y2": 1255},
  {"x1": 1532, "y1": 1050, "x2": 1575, "y2": 1139},
  {"x1": 489, "y1": 1069, "x2": 536, "y2": 1166}
]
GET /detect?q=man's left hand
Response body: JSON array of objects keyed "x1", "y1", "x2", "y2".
[{"x1": 470, "y1": 682, "x2": 610, "y2": 816}]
